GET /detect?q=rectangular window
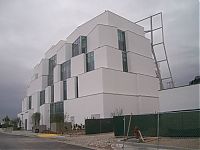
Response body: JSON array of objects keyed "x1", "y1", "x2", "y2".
[
  {"x1": 48, "y1": 55, "x2": 57, "y2": 86},
  {"x1": 61, "y1": 60, "x2": 71, "y2": 81},
  {"x1": 75, "y1": 76, "x2": 78, "y2": 98},
  {"x1": 72, "y1": 36, "x2": 87, "y2": 57},
  {"x1": 86, "y1": 51, "x2": 94, "y2": 72},
  {"x1": 50, "y1": 102, "x2": 64, "y2": 123},
  {"x1": 118, "y1": 29, "x2": 126, "y2": 51},
  {"x1": 40, "y1": 90, "x2": 45, "y2": 106},
  {"x1": 122, "y1": 52, "x2": 128, "y2": 72},
  {"x1": 63, "y1": 80, "x2": 67, "y2": 100},
  {"x1": 51, "y1": 85, "x2": 54, "y2": 103},
  {"x1": 28, "y1": 96, "x2": 32, "y2": 109}
]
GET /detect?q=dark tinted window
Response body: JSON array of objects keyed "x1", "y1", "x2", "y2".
[
  {"x1": 86, "y1": 51, "x2": 94, "y2": 72},
  {"x1": 72, "y1": 36, "x2": 87, "y2": 57},
  {"x1": 122, "y1": 52, "x2": 128, "y2": 72},
  {"x1": 118, "y1": 30, "x2": 126, "y2": 51},
  {"x1": 61, "y1": 60, "x2": 71, "y2": 81},
  {"x1": 40, "y1": 90, "x2": 45, "y2": 106}
]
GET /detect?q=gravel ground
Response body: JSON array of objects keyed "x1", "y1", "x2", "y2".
[{"x1": 64, "y1": 132, "x2": 117, "y2": 150}]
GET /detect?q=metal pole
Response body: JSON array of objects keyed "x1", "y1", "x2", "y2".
[
  {"x1": 157, "y1": 112, "x2": 160, "y2": 147},
  {"x1": 122, "y1": 116, "x2": 126, "y2": 149}
]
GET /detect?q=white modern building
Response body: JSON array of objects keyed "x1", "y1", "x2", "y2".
[{"x1": 18, "y1": 11, "x2": 160, "y2": 130}]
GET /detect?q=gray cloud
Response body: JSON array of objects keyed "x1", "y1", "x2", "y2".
[{"x1": 0, "y1": 0, "x2": 198, "y2": 120}]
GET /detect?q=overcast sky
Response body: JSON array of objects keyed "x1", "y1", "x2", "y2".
[{"x1": 0, "y1": 0, "x2": 199, "y2": 120}]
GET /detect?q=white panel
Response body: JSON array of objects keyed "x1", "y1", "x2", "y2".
[
  {"x1": 38, "y1": 59, "x2": 49, "y2": 77},
  {"x1": 103, "y1": 93, "x2": 139, "y2": 118},
  {"x1": 159, "y1": 84, "x2": 200, "y2": 112},
  {"x1": 66, "y1": 11, "x2": 109, "y2": 43},
  {"x1": 54, "y1": 81, "x2": 63, "y2": 102},
  {"x1": 87, "y1": 25, "x2": 100, "y2": 52},
  {"x1": 107, "y1": 11, "x2": 144, "y2": 36},
  {"x1": 45, "y1": 86, "x2": 51, "y2": 103},
  {"x1": 126, "y1": 31, "x2": 152, "y2": 58},
  {"x1": 32, "y1": 92, "x2": 40, "y2": 113},
  {"x1": 27, "y1": 110, "x2": 33, "y2": 130},
  {"x1": 128, "y1": 52, "x2": 156, "y2": 76},
  {"x1": 40, "y1": 104, "x2": 50, "y2": 129},
  {"x1": 95, "y1": 46, "x2": 123, "y2": 71},
  {"x1": 45, "y1": 40, "x2": 66, "y2": 59},
  {"x1": 67, "y1": 77, "x2": 77, "y2": 99},
  {"x1": 99, "y1": 25, "x2": 118, "y2": 49},
  {"x1": 102, "y1": 68, "x2": 137, "y2": 95},
  {"x1": 137, "y1": 74, "x2": 159, "y2": 97},
  {"x1": 64, "y1": 94, "x2": 104, "y2": 124},
  {"x1": 53, "y1": 65, "x2": 61, "y2": 83},
  {"x1": 57, "y1": 43, "x2": 72, "y2": 64},
  {"x1": 78, "y1": 69, "x2": 103, "y2": 97},
  {"x1": 71, "y1": 53, "x2": 85, "y2": 77},
  {"x1": 138, "y1": 96, "x2": 159, "y2": 114}
]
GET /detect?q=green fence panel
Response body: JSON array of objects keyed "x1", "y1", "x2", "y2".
[{"x1": 85, "y1": 118, "x2": 113, "y2": 134}]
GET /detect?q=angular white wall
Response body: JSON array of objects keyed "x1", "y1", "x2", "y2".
[
  {"x1": 71, "y1": 53, "x2": 85, "y2": 77},
  {"x1": 67, "y1": 77, "x2": 77, "y2": 99},
  {"x1": 40, "y1": 104, "x2": 50, "y2": 129},
  {"x1": 64, "y1": 94, "x2": 104, "y2": 124},
  {"x1": 126, "y1": 30, "x2": 152, "y2": 58},
  {"x1": 32, "y1": 92, "x2": 40, "y2": 113},
  {"x1": 45, "y1": 86, "x2": 51, "y2": 103},
  {"x1": 53, "y1": 65, "x2": 61, "y2": 83},
  {"x1": 54, "y1": 81, "x2": 63, "y2": 102},
  {"x1": 57, "y1": 43, "x2": 72, "y2": 64},
  {"x1": 95, "y1": 46, "x2": 123, "y2": 71},
  {"x1": 159, "y1": 84, "x2": 200, "y2": 112}
]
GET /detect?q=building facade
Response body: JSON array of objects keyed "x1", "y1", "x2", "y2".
[{"x1": 18, "y1": 11, "x2": 159, "y2": 130}]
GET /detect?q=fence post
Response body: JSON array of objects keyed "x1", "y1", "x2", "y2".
[
  {"x1": 123, "y1": 116, "x2": 126, "y2": 149},
  {"x1": 157, "y1": 111, "x2": 160, "y2": 146}
]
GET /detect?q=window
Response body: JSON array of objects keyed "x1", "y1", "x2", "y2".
[
  {"x1": 50, "y1": 102, "x2": 64, "y2": 123},
  {"x1": 61, "y1": 60, "x2": 71, "y2": 81},
  {"x1": 40, "y1": 90, "x2": 45, "y2": 106},
  {"x1": 51, "y1": 85, "x2": 54, "y2": 103},
  {"x1": 72, "y1": 36, "x2": 87, "y2": 57},
  {"x1": 75, "y1": 76, "x2": 78, "y2": 98},
  {"x1": 86, "y1": 51, "x2": 94, "y2": 72},
  {"x1": 63, "y1": 80, "x2": 67, "y2": 100},
  {"x1": 28, "y1": 96, "x2": 32, "y2": 109},
  {"x1": 122, "y1": 52, "x2": 128, "y2": 72},
  {"x1": 118, "y1": 30, "x2": 126, "y2": 51},
  {"x1": 48, "y1": 55, "x2": 57, "y2": 86}
]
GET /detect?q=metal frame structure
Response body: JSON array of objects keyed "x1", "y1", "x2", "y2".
[{"x1": 135, "y1": 12, "x2": 174, "y2": 90}]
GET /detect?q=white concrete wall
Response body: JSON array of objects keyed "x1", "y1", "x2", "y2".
[
  {"x1": 159, "y1": 84, "x2": 200, "y2": 112},
  {"x1": 128, "y1": 52, "x2": 156, "y2": 77},
  {"x1": 27, "y1": 76, "x2": 48, "y2": 96},
  {"x1": 53, "y1": 65, "x2": 61, "y2": 83},
  {"x1": 137, "y1": 74, "x2": 159, "y2": 97},
  {"x1": 94, "y1": 46, "x2": 123, "y2": 71},
  {"x1": 102, "y1": 68, "x2": 137, "y2": 95},
  {"x1": 38, "y1": 59, "x2": 49, "y2": 77},
  {"x1": 71, "y1": 53, "x2": 86, "y2": 77},
  {"x1": 126, "y1": 30, "x2": 152, "y2": 58},
  {"x1": 78, "y1": 69, "x2": 103, "y2": 97},
  {"x1": 45, "y1": 86, "x2": 51, "y2": 103},
  {"x1": 57, "y1": 43, "x2": 72, "y2": 64},
  {"x1": 87, "y1": 25, "x2": 118, "y2": 52},
  {"x1": 32, "y1": 92, "x2": 40, "y2": 113},
  {"x1": 64, "y1": 94, "x2": 104, "y2": 124},
  {"x1": 40, "y1": 104, "x2": 50, "y2": 129},
  {"x1": 67, "y1": 77, "x2": 77, "y2": 99},
  {"x1": 45, "y1": 40, "x2": 66, "y2": 59},
  {"x1": 54, "y1": 81, "x2": 63, "y2": 102}
]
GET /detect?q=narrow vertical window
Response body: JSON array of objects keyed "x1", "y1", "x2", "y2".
[
  {"x1": 51, "y1": 85, "x2": 54, "y2": 103},
  {"x1": 40, "y1": 90, "x2": 45, "y2": 106},
  {"x1": 86, "y1": 51, "x2": 94, "y2": 72},
  {"x1": 118, "y1": 29, "x2": 126, "y2": 51},
  {"x1": 63, "y1": 80, "x2": 67, "y2": 100},
  {"x1": 122, "y1": 52, "x2": 128, "y2": 72},
  {"x1": 48, "y1": 55, "x2": 57, "y2": 86},
  {"x1": 61, "y1": 60, "x2": 71, "y2": 81},
  {"x1": 75, "y1": 76, "x2": 78, "y2": 98},
  {"x1": 28, "y1": 96, "x2": 32, "y2": 109}
]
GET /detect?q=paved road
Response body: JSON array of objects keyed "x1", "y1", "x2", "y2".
[{"x1": 0, "y1": 132, "x2": 92, "y2": 150}]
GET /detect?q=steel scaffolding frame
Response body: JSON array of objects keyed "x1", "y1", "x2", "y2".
[{"x1": 135, "y1": 12, "x2": 174, "y2": 90}]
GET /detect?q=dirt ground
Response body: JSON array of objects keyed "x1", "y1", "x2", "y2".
[{"x1": 144, "y1": 137, "x2": 200, "y2": 149}]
